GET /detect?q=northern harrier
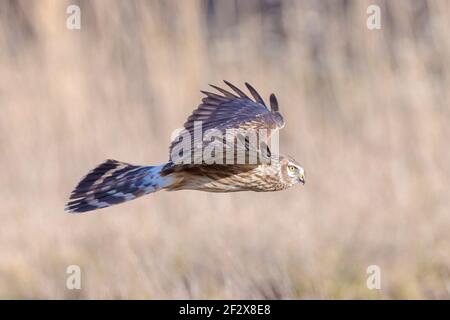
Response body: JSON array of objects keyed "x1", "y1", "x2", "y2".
[{"x1": 66, "y1": 81, "x2": 305, "y2": 213}]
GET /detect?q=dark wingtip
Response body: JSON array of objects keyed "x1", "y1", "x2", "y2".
[
  {"x1": 269, "y1": 93, "x2": 279, "y2": 112},
  {"x1": 223, "y1": 80, "x2": 249, "y2": 98},
  {"x1": 244, "y1": 82, "x2": 266, "y2": 107},
  {"x1": 209, "y1": 83, "x2": 236, "y2": 98}
]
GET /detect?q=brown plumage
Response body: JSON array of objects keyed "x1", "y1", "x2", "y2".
[{"x1": 66, "y1": 81, "x2": 305, "y2": 213}]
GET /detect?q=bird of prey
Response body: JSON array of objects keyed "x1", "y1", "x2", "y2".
[{"x1": 65, "y1": 81, "x2": 305, "y2": 213}]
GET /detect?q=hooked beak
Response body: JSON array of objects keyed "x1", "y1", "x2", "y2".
[{"x1": 299, "y1": 173, "x2": 305, "y2": 185}]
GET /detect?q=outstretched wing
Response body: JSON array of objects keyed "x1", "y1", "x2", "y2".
[{"x1": 169, "y1": 81, "x2": 284, "y2": 164}]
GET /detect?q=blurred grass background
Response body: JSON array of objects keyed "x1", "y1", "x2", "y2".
[{"x1": 0, "y1": 0, "x2": 449, "y2": 299}]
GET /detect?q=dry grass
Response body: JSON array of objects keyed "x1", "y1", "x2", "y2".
[{"x1": 0, "y1": 0, "x2": 449, "y2": 299}]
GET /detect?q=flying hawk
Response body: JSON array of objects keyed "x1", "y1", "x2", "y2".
[{"x1": 66, "y1": 81, "x2": 305, "y2": 213}]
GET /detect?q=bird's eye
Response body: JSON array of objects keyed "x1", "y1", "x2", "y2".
[{"x1": 288, "y1": 165, "x2": 296, "y2": 172}]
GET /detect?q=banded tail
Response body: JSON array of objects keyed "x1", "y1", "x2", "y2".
[{"x1": 65, "y1": 159, "x2": 173, "y2": 213}]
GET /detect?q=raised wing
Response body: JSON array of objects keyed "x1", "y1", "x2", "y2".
[{"x1": 169, "y1": 81, "x2": 284, "y2": 165}]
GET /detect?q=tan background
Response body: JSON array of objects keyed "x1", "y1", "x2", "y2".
[{"x1": 0, "y1": 0, "x2": 449, "y2": 298}]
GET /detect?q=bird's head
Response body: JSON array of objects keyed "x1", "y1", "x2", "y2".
[{"x1": 280, "y1": 156, "x2": 305, "y2": 186}]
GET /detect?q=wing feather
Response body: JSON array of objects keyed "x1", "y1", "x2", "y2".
[
  {"x1": 169, "y1": 82, "x2": 284, "y2": 164},
  {"x1": 245, "y1": 82, "x2": 266, "y2": 107},
  {"x1": 270, "y1": 93, "x2": 279, "y2": 112},
  {"x1": 208, "y1": 84, "x2": 237, "y2": 98},
  {"x1": 223, "y1": 80, "x2": 250, "y2": 98}
]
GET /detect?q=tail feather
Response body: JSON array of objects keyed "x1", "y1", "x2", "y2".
[{"x1": 65, "y1": 159, "x2": 170, "y2": 213}]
